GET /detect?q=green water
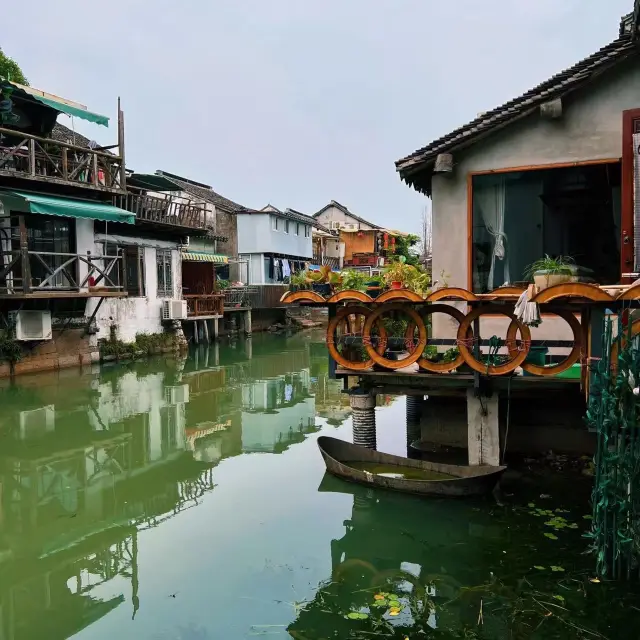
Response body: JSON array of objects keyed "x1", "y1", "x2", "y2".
[
  {"x1": 348, "y1": 461, "x2": 457, "y2": 481},
  {"x1": 0, "y1": 331, "x2": 638, "y2": 639}
]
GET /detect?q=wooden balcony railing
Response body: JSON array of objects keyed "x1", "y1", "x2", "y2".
[
  {"x1": 223, "y1": 285, "x2": 288, "y2": 309},
  {"x1": 312, "y1": 254, "x2": 340, "y2": 269},
  {"x1": 113, "y1": 193, "x2": 208, "y2": 231},
  {"x1": 0, "y1": 249, "x2": 124, "y2": 297},
  {"x1": 0, "y1": 126, "x2": 125, "y2": 192},
  {"x1": 184, "y1": 294, "x2": 224, "y2": 317}
]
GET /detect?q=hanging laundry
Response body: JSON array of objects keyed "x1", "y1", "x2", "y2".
[
  {"x1": 268, "y1": 257, "x2": 275, "y2": 279},
  {"x1": 282, "y1": 259, "x2": 291, "y2": 278}
]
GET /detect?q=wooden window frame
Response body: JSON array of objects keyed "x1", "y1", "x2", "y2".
[
  {"x1": 156, "y1": 249, "x2": 173, "y2": 298},
  {"x1": 621, "y1": 108, "x2": 640, "y2": 280},
  {"x1": 466, "y1": 158, "x2": 622, "y2": 292}
]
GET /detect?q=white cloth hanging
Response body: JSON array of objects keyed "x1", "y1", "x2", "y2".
[
  {"x1": 282, "y1": 259, "x2": 291, "y2": 278},
  {"x1": 474, "y1": 177, "x2": 510, "y2": 290}
]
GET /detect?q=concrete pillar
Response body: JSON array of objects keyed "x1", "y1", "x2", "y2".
[
  {"x1": 467, "y1": 388, "x2": 500, "y2": 466},
  {"x1": 193, "y1": 320, "x2": 199, "y2": 345},
  {"x1": 406, "y1": 395, "x2": 423, "y2": 457},
  {"x1": 202, "y1": 319, "x2": 210, "y2": 344},
  {"x1": 243, "y1": 310, "x2": 252, "y2": 336},
  {"x1": 211, "y1": 318, "x2": 219, "y2": 341},
  {"x1": 350, "y1": 391, "x2": 377, "y2": 449}
]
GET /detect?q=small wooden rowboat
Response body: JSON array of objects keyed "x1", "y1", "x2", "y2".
[{"x1": 317, "y1": 436, "x2": 506, "y2": 497}]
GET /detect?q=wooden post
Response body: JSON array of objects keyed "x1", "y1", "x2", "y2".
[
  {"x1": 202, "y1": 319, "x2": 210, "y2": 344},
  {"x1": 467, "y1": 389, "x2": 500, "y2": 466},
  {"x1": 118, "y1": 97, "x2": 127, "y2": 191},
  {"x1": 61, "y1": 148, "x2": 68, "y2": 180},
  {"x1": 18, "y1": 215, "x2": 31, "y2": 293},
  {"x1": 92, "y1": 152, "x2": 99, "y2": 185},
  {"x1": 28, "y1": 139, "x2": 36, "y2": 176}
]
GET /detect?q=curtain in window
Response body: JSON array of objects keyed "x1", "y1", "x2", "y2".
[
  {"x1": 474, "y1": 177, "x2": 509, "y2": 290},
  {"x1": 157, "y1": 249, "x2": 173, "y2": 297}
]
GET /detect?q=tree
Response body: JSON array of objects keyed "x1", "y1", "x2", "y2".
[
  {"x1": 393, "y1": 233, "x2": 420, "y2": 266},
  {"x1": 0, "y1": 48, "x2": 28, "y2": 85}
]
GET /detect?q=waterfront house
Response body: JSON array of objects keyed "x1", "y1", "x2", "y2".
[
  {"x1": 312, "y1": 200, "x2": 404, "y2": 268},
  {"x1": 396, "y1": 9, "x2": 640, "y2": 344}
]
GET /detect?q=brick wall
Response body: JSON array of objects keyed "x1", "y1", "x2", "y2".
[
  {"x1": 0, "y1": 329, "x2": 99, "y2": 378},
  {"x1": 216, "y1": 209, "x2": 238, "y2": 280}
]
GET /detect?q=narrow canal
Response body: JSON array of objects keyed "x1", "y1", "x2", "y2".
[{"x1": 0, "y1": 331, "x2": 638, "y2": 639}]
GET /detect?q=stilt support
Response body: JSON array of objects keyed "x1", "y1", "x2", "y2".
[
  {"x1": 243, "y1": 310, "x2": 252, "y2": 336},
  {"x1": 350, "y1": 391, "x2": 377, "y2": 449},
  {"x1": 467, "y1": 388, "x2": 499, "y2": 466}
]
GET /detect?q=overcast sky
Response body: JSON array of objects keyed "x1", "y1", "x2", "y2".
[{"x1": 4, "y1": 0, "x2": 632, "y2": 232}]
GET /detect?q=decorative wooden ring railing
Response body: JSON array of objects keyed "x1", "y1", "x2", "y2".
[
  {"x1": 426, "y1": 287, "x2": 479, "y2": 302},
  {"x1": 505, "y1": 309, "x2": 582, "y2": 376},
  {"x1": 456, "y1": 306, "x2": 531, "y2": 376},
  {"x1": 375, "y1": 289, "x2": 424, "y2": 303},
  {"x1": 327, "y1": 306, "x2": 387, "y2": 371},
  {"x1": 362, "y1": 304, "x2": 427, "y2": 370},
  {"x1": 404, "y1": 304, "x2": 472, "y2": 373},
  {"x1": 610, "y1": 318, "x2": 640, "y2": 372},
  {"x1": 531, "y1": 282, "x2": 614, "y2": 304},
  {"x1": 327, "y1": 290, "x2": 373, "y2": 304}
]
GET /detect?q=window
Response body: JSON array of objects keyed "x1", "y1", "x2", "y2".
[
  {"x1": 295, "y1": 223, "x2": 300, "y2": 236},
  {"x1": 471, "y1": 163, "x2": 621, "y2": 293},
  {"x1": 104, "y1": 243, "x2": 145, "y2": 296},
  {"x1": 305, "y1": 225, "x2": 310, "y2": 238},
  {"x1": 284, "y1": 220, "x2": 290, "y2": 234},
  {"x1": 272, "y1": 216, "x2": 279, "y2": 231},
  {"x1": 156, "y1": 249, "x2": 173, "y2": 298}
]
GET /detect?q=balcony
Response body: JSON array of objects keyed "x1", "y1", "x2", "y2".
[
  {"x1": 185, "y1": 294, "x2": 224, "y2": 317},
  {"x1": 0, "y1": 249, "x2": 125, "y2": 298},
  {"x1": 113, "y1": 193, "x2": 208, "y2": 232},
  {"x1": 0, "y1": 127, "x2": 125, "y2": 193},
  {"x1": 223, "y1": 285, "x2": 288, "y2": 309}
]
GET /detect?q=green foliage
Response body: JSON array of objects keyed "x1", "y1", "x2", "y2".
[
  {"x1": 217, "y1": 279, "x2": 230, "y2": 290},
  {"x1": 339, "y1": 269, "x2": 369, "y2": 292},
  {"x1": 0, "y1": 330, "x2": 22, "y2": 363},
  {"x1": 392, "y1": 233, "x2": 420, "y2": 266},
  {"x1": 0, "y1": 48, "x2": 28, "y2": 85},
  {"x1": 289, "y1": 271, "x2": 309, "y2": 290},
  {"x1": 100, "y1": 328, "x2": 172, "y2": 360},
  {"x1": 524, "y1": 254, "x2": 574, "y2": 280},
  {"x1": 383, "y1": 317, "x2": 408, "y2": 337}
]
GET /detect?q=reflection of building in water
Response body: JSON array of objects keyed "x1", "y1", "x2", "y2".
[
  {"x1": 0, "y1": 365, "x2": 216, "y2": 639},
  {"x1": 241, "y1": 370, "x2": 318, "y2": 453}
]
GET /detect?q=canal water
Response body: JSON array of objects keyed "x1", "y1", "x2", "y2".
[{"x1": 0, "y1": 331, "x2": 638, "y2": 639}]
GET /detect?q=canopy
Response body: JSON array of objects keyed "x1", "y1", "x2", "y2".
[
  {"x1": 182, "y1": 251, "x2": 228, "y2": 264},
  {"x1": 1, "y1": 191, "x2": 135, "y2": 224},
  {"x1": 3, "y1": 80, "x2": 110, "y2": 127}
]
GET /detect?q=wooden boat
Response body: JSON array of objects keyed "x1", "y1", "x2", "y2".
[{"x1": 317, "y1": 436, "x2": 506, "y2": 497}]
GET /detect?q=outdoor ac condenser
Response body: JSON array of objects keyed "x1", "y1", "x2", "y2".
[
  {"x1": 9, "y1": 310, "x2": 53, "y2": 341},
  {"x1": 162, "y1": 299, "x2": 188, "y2": 321}
]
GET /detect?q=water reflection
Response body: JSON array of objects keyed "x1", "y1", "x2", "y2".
[{"x1": 0, "y1": 333, "x2": 344, "y2": 639}]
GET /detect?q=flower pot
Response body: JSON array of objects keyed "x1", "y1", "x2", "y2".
[
  {"x1": 533, "y1": 271, "x2": 573, "y2": 291},
  {"x1": 390, "y1": 281, "x2": 403, "y2": 290},
  {"x1": 289, "y1": 285, "x2": 299, "y2": 293},
  {"x1": 366, "y1": 285, "x2": 382, "y2": 299},
  {"x1": 311, "y1": 283, "x2": 331, "y2": 296}
]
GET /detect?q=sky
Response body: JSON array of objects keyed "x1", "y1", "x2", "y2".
[{"x1": 4, "y1": 0, "x2": 633, "y2": 233}]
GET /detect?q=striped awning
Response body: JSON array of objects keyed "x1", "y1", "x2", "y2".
[{"x1": 181, "y1": 251, "x2": 228, "y2": 264}]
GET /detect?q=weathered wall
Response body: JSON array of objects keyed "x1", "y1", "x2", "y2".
[
  {"x1": 430, "y1": 58, "x2": 640, "y2": 343},
  {"x1": 216, "y1": 209, "x2": 239, "y2": 280},
  {"x1": 342, "y1": 230, "x2": 376, "y2": 260},
  {"x1": 0, "y1": 329, "x2": 99, "y2": 378},
  {"x1": 88, "y1": 239, "x2": 181, "y2": 343}
]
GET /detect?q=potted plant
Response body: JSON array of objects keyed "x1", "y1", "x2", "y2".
[
  {"x1": 289, "y1": 271, "x2": 308, "y2": 292},
  {"x1": 339, "y1": 269, "x2": 369, "y2": 292},
  {"x1": 383, "y1": 259, "x2": 413, "y2": 290},
  {"x1": 305, "y1": 265, "x2": 333, "y2": 296},
  {"x1": 365, "y1": 274, "x2": 384, "y2": 298},
  {"x1": 525, "y1": 255, "x2": 575, "y2": 291}
]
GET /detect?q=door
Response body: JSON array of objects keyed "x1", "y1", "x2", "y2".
[{"x1": 621, "y1": 109, "x2": 640, "y2": 281}]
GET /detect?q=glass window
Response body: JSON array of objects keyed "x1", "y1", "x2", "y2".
[
  {"x1": 295, "y1": 223, "x2": 300, "y2": 236},
  {"x1": 471, "y1": 164, "x2": 621, "y2": 293},
  {"x1": 272, "y1": 216, "x2": 278, "y2": 231},
  {"x1": 305, "y1": 225, "x2": 310, "y2": 238},
  {"x1": 104, "y1": 243, "x2": 145, "y2": 296},
  {"x1": 156, "y1": 249, "x2": 173, "y2": 298},
  {"x1": 284, "y1": 220, "x2": 290, "y2": 234}
]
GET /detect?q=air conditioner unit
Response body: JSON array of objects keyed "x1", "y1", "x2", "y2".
[
  {"x1": 9, "y1": 310, "x2": 52, "y2": 341},
  {"x1": 165, "y1": 384, "x2": 190, "y2": 405},
  {"x1": 162, "y1": 299, "x2": 188, "y2": 321},
  {"x1": 342, "y1": 222, "x2": 360, "y2": 231},
  {"x1": 330, "y1": 221, "x2": 341, "y2": 230}
]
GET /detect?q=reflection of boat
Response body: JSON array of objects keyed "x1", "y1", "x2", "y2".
[{"x1": 317, "y1": 436, "x2": 506, "y2": 497}]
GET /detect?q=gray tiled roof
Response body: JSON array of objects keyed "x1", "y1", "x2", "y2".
[
  {"x1": 238, "y1": 206, "x2": 332, "y2": 233},
  {"x1": 396, "y1": 27, "x2": 637, "y2": 194},
  {"x1": 312, "y1": 200, "x2": 380, "y2": 229},
  {"x1": 50, "y1": 122, "x2": 93, "y2": 148}
]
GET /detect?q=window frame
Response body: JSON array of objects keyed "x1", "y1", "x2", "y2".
[
  {"x1": 284, "y1": 220, "x2": 290, "y2": 234},
  {"x1": 156, "y1": 248, "x2": 174, "y2": 298},
  {"x1": 104, "y1": 242, "x2": 146, "y2": 297},
  {"x1": 304, "y1": 225, "x2": 310, "y2": 238},
  {"x1": 467, "y1": 158, "x2": 623, "y2": 292},
  {"x1": 271, "y1": 215, "x2": 279, "y2": 232}
]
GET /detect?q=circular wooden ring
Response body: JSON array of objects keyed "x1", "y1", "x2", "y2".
[
  {"x1": 531, "y1": 282, "x2": 613, "y2": 304},
  {"x1": 457, "y1": 306, "x2": 531, "y2": 376},
  {"x1": 506, "y1": 309, "x2": 581, "y2": 376},
  {"x1": 404, "y1": 304, "x2": 472, "y2": 373},
  {"x1": 327, "y1": 290, "x2": 373, "y2": 303},
  {"x1": 363, "y1": 304, "x2": 427, "y2": 370},
  {"x1": 376, "y1": 289, "x2": 424, "y2": 303},
  {"x1": 426, "y1": 287, "x2": 479, "y2": 302},
  {"x1": 327, "y1": 305, "x2": 387, "y2": 371}
]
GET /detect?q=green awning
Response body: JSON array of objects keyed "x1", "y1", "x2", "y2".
[
  {"x1": 3, "y1": 80, "x2": 109, "y2": 127},
  {"x1": 182, "y1": 251, "x2": 228, "y2": 264},
  {"x1": 1, "y1": 191, "x2": 135, "y2": 224}
]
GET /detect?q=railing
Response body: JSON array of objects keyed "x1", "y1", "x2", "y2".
[
  {"x1": 0, "y1": 249, "x2": 124, "y2": 295},
  {"x1": 113, "y1": 193, "x2": 208, "y2": 230},
  {"x1": 0, "y1": 126, "x2": 124, "y2": 192},
  {"x1": 184, "y1": 294, "x2": 224, "y2": 317},
  {"x1": 223, "y1": 284, "x2": 288, "y2": 309},
  {"x1": 312, "y1": 254, "x2": 340, "y2": 269}
]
